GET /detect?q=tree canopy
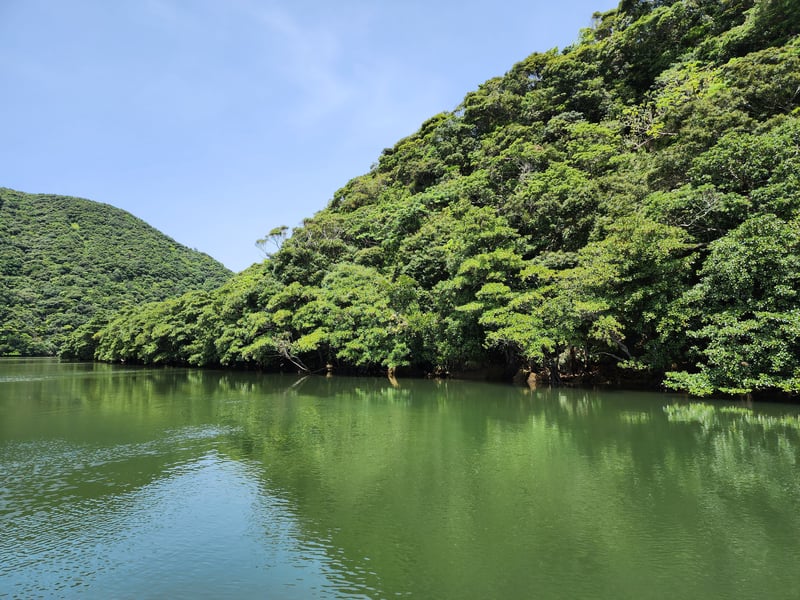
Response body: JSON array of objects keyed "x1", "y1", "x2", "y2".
[
  {"x1": 69, "y1": 0, "x2": 800, "y2": 397},
  {"x1": 0, "y1": 188, "x2": 231, "y2": 357}
]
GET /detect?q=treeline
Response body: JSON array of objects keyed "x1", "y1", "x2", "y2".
[
  {"x1": 77, "y1": 0, "x2": 800, "y2": 396},
  {"x1": 0, "y1": 189, "x2": 232, "y2": 356}
]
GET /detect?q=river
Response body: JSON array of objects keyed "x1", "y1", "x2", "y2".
[{"x1": 1, "y1": 358, "x2": 799, "y2": 598}]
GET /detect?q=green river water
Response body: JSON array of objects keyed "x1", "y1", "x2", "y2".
[{"x1": 1, "y1": 358, "x2": 800, "y2": 599}]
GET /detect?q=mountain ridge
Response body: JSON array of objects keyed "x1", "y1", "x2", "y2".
[{"x1": 0, "y1": 187, "x2": 232, "y2": 356}]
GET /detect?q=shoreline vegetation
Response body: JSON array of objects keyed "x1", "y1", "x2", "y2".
[{"x1": 4, "y1": 0, "x2": 800, "y2": 400}]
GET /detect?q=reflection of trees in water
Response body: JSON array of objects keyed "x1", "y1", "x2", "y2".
[
  {"x1": 663, "y1": 402, "x2": 800, "y2": 493},
  {"x1": 665, "y1": 402, "x2": 800, "y2": 433},
  {"x1": 6, "y1": 361, "x2": 800, "y2": 598},
  {"x1": 216, "y1": 381, "x2": 800, "y2": 599},
  {"x1": 664, "y1": 401, "x2": 800, "y2": 498}
]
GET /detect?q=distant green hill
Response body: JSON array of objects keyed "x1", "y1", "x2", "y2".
[
  {"x1": 88, "y1": 0, "x2": 800, "y2": 397},
  {"x1": 0, "y1": 188, "x2": 231, "y2": 356}
]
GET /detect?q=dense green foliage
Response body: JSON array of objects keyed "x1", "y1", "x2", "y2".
[
  {"x1": 0, "y1": 188, "x2": 231, "y2": 356},
  {"x1": 91, "y1": 0, "x2": 799, "y2": 396}
]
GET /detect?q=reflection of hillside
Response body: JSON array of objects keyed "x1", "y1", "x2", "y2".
[
  {"x1": 215, "y1": 380, "x2": 800, "y2": 598},
  {"x1": 1, "y1": 362, "x2": 374, "y2": 596},
  {"x1": 4, "y1": 361, "x2": 800, "y2": 598}
]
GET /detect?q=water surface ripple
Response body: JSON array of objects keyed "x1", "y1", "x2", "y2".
[{"x1": 2, "y1": 359, "x2": 800, "y2": 598}]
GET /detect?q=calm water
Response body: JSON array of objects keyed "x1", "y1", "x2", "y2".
[{"x1": 2, "y1": 359, "x2": 800, "y2": 599}]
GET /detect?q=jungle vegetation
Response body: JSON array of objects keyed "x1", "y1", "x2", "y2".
[
  {"x1": 66, "y1": 0, "x2": 799, "y2": 397},
  {"x1": 0, "y1": 188, "x2": 231, "y2": 357}
]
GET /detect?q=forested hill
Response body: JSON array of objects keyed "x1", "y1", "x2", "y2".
[
  {"x1": 88, "y1": 0, "x2": 799, "y2": 397},
  {"x1": 0, "y1": 188, "x2": 231, "y2": 356}
]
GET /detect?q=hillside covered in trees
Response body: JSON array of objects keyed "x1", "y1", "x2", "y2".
[
  {"x1": 80, "y1": 0, "x2": 799, "y2": 397},
  {"x1": 0, "y1": 188, "x2": 231, "y2": 356}
]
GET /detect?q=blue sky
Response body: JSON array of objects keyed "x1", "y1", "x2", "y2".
[{"x1": 1, "y1": 0, "x2": 617, "y2": 272}]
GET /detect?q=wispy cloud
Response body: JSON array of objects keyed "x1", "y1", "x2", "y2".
[
  {"x1": 238, "y1": 1, "x2": 357, "y2": 126},
  {"x1": 231, "y1": 0, "x2": 450, "y2": 148}
]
